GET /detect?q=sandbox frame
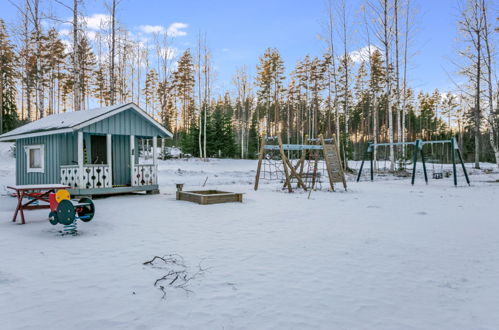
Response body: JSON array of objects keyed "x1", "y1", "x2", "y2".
[{"x1": 176, "y1": 189, "x2": 243, "y2": 205}]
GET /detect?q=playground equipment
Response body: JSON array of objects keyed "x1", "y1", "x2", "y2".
[
  {"x1": 254, "y1": 134, "x2": 347, "y2": 192},
  {"x1": 356, "y1": 137, "x2": 470, "y2": 186},
  {"x1": 48, "y1": 189, "x2": 95, "y2": 235}
]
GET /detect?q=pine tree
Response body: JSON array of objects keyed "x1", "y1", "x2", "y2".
[
  {"x1": 0, "y1": 19, "x2": 18, "y2": 133},
  {"x1": 369, "y1": 49, "x2": 385, "y2": 161},
  {"x1": 172, "y1": 49, "x2": 195, "y2": 133},
  {"x1": 255, "y1": 48, "x2": 285, "y2": 136},
  {"x1": 44, "y1": 28, "x2": 66, "y2": 115},
  {"x1": 93, "y1": 64, "x2": 109, "y2": 106},
  {"x1": 143, "y1": 69, "x2": 159, "y2": 115},
  {"x1": 78, "y1": 35, "x2": 96, "y2": 109}
]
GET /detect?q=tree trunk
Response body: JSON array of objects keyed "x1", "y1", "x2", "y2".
[
  {"x1": 73, "y1": 0, "x2": 81, "y2": 111},
  {"x1": 383, "y1": 0, "x2": 395, "y2": 170},
  {"x1": 109, "y1": 0, "x2": 116, "y2": 105},
  {"x1": 481, "y1": 0, "x2": 499, "y2": 167}
]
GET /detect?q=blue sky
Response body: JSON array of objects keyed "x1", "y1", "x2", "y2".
[{"x1": 1, "y1": 0, "x2": 465, "y2": 94}]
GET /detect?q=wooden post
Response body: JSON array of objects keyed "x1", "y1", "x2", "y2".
[
  {"x1": 254, "y1": 135, "x2": 266, "y2": 191},
  {"x1": 279, "y1": 135, "x2": 307, "y2": 191},
  {"x1": 278, "y1": 135, "x2": 294, "y2": 192},
  {"x1": 77, "y1": 131, "x2": 84, "y2": 188},
  {"x1": 107, "y1": 134, "x2": 112, "y2": 188},
  {"x1": 130, "y1": 135, "x2": 135, "y2": 186},
  {"x1": 153, "y1": 136, "x2": 157, "y2": 165},
  {"x1": 153, "y1": 136, "x2": 158, "y2": 185},
  {"x1": 298, "y1": 135, "x2": 308, "y2": 174},
  {"x1": 283, "y1": 135, "x2": 308, "y2": 190},
  {"x1": 161, "y1": 138, "x2": 165, "y2": 160}
]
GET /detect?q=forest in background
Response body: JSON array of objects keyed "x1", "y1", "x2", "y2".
[{"x1": 0, "y1": 0, "x2": 498, "y2": 168}]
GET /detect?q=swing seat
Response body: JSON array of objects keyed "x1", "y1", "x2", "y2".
[{"x1": 433, "y1": 172, "x2": 443, "y2": 179}]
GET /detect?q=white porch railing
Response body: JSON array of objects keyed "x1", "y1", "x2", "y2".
[
  {"x1": 132, "y1": 164, "x2": 158, "y2": 186},
  {"x1": 61, "y1": 164, "x2": 112, "y2": 189}
]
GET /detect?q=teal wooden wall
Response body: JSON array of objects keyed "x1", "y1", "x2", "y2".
[
  {"x1": 16, "y1": 133, "x2": 79, "y2": 185},
  {"x1": 15, "y1": 106, "x2": 167, "y2": 186},
  {"x1": 16, "y1": 135, "x2": 60, "y2": 185},
  {"x1": 112, "y1": 135, "x2": 131, "y2": 186}
]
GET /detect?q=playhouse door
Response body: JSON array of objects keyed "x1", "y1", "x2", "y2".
[
  {"x1": 90, "y1": 135, "x2": 107, "y2": 164},
  {"x1": 112, "y1": 135, "x2": 131, "y2": 186}
]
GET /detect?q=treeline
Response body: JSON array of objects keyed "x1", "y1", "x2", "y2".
[{"x1": 0, "y1": 0, "x2": 498, "y2": 166}]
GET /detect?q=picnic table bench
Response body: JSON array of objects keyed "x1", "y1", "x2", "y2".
[{"x1": 7, "y1": 184, "x2": 70, "y2": 224}]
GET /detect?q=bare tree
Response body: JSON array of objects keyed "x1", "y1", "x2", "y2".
[
  {"x1": 108, "y1": 0, "x2": 117, "y2": 104},
  {"x1": 72, "y1": 0, "x2": 81, "y2": 110},
  {"x1": 480, "y1": 0, "x2": 499, "y2": 167},
  {"x1": 458, "y1": 0, "x2": 485, "y2": 168},
  {"x1": 322, "y1": 0, "x2": 340, "y2": 147},
  {"x1": 233, "y1": 66, "x2": 251, "y2": 159}
]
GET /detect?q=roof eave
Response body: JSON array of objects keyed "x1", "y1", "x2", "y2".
[
  {"x1": 0, "y1": 128, "x2": 74, "y2": 142},
  {"x1": 0, "y1": 102, "x2": 173, "y2": 141}
]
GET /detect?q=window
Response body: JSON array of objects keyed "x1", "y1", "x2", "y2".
[{"x1": 25, "y1": 145, "x2": 45, "y2": 173}]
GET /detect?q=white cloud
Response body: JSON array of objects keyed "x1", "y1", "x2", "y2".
[
  {"x1": 166, "y1": 22, "x2": 188, "y2": 37},
  {"x1": 139, "y1": 22, "x2": 188, "y2": 37},
  {"x1": 222, "y1": 48, "x2": 230, "y2": 52},
  {"x1": 84, "y1": 14, "x2": 111, "y2": 30},
  {"x1": 139, "y1": 25, "x2": 165, "y2": 34},
  {"x1": 349, "y1": 45, "x2": 380, "y2": 63}
]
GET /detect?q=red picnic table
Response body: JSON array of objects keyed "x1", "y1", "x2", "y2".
[{"x1": 7, "y1": 184, "x2": 70, "y2": 224}]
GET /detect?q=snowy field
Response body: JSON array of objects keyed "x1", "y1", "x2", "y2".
[{"x1": 0, "y1": 142, "x2": 499, "y2": 330}]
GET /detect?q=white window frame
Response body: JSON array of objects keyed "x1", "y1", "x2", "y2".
[{"x1": 25, "y1": 144, "x2": 45, "y2": 173}]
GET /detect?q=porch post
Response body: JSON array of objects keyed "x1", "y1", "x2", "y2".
[
  {"x1": 107, "y1": 134, "x2": 112, "y2": 188},
  {"x1": 130, "y1": 135, "x2": 135, "y2": 186},
  {"x1": 77, "y1": 131, "x2": 84, "y2": 188},
  {"x1": 153, "y1": 136, "x2": 158, "y2": 185},
  {"x1": 153, "y1": 136, "x2": 157, "y2": 165}
]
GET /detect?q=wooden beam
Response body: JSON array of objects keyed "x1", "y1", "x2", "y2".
[
  {"x1": 278, "y1": 135, "x2": 307, "y2": 191},
  {"x1": 278, "y1": 135, "x2": 293, "y2": 192},
  {"x1": 254, "y1": 135, "x2": 266, "y2": 191}
]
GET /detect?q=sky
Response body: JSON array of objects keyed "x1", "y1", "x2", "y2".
[{"x1": 0, "y1": 0, "x2": 469, "y2": 95}]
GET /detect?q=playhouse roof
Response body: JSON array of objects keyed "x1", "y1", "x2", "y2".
[{"x1": 0, "y1": 103, "x2": 173, "y2": 141}]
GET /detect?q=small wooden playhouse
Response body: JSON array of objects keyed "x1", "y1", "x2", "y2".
[{"x1": 0, "y1": 103, "x2": 172, "y2": 196}]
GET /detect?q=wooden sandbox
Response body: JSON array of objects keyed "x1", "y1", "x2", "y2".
[{"x1": 176, "y1": 185, "x2": 243, "y2": 205}]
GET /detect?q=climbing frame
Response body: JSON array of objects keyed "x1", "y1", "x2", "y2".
[{"x1": 254, "y1": 134, "x2": 347, "y2": 192}]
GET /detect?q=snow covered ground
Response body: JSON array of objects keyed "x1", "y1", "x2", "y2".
[{"x1": 1, "y1": 142, "x2": 498, "y2": 330}]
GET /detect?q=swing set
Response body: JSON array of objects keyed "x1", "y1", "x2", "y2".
[
  {"x1": 356, "y1": 137, "x2": 471, "y2": 186},
  {"x1": 254, "y1": 134, "x2": 347, "y2": 192}
]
